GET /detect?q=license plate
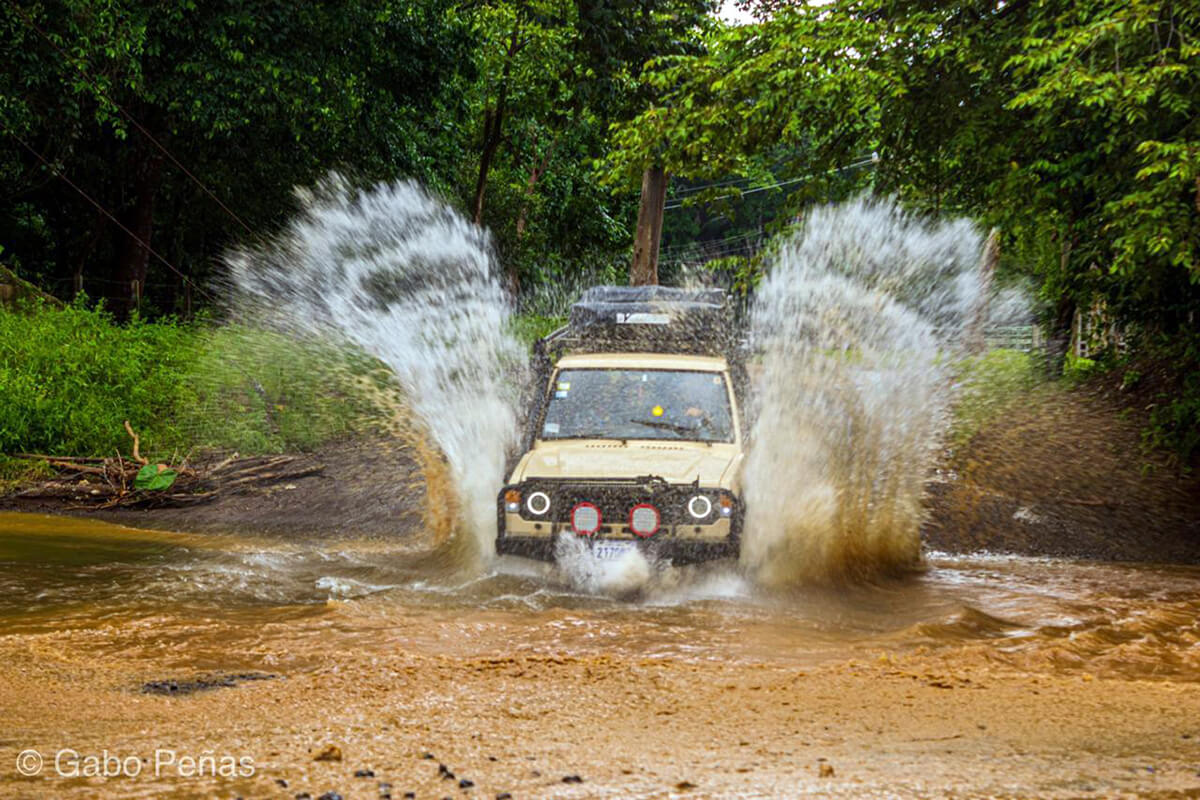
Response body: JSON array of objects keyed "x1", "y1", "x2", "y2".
[{"x1": 592, "y1": 541, "x2": 637, "y2": 561}]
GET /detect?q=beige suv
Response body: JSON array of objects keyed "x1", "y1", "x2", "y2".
[{"x1": 496, "y1": 287, "x2": 744, "y2": 565}]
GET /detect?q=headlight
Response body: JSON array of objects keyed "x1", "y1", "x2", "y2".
[
  {"x1": 504, "y1": 489, "x2": 521, "y2": 513},
  {"x1": 687, "y1": 494, "x2": 713, "y2": 519},
  {"x1": 525, "y1": 491, "x2": 551, "y2": 516}
]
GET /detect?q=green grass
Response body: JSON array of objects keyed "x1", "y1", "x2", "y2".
[
  {"x1": 509, "y1": 313, "x2": 565, "y2": 346},
  {"x1": 0, "y1": 301, "x2": 400, "y2": 473},
  {"x1": 174, "y1": 324, "x2": 398, "y2": 454},
  {"x1": 0, "y1": 299, "x2": 193, "y2": 458},
  {"x1": 949, "y1": 348, "x2": 1042, "y2": 447}
]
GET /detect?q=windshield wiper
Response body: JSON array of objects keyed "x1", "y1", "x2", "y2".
[
  {"x1": 628, "y1": 418, "x2": 693, "y2": 437},
  {"x1": 556, "y1": 430, "x2": 622, "y2": 440}
]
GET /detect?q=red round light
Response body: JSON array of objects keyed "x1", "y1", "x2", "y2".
[
  {"x1": 628, "y1": 503, "x2": 660, "y2": 537},
  {"x1": 571, "y1": 502, "x2": 602, "y2": 536}
]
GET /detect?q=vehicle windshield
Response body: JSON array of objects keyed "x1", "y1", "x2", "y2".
[{"x1": 540, "y1": 368, "x2": 735, "y2": 443}]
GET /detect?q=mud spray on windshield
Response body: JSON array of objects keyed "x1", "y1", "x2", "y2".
[{"x1": 226, "y1": 176, "x2": 1020, "y2": 591}]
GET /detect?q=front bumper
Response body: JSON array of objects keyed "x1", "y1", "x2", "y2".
[
  {"x1": 497, "y1": 533, "x2": 738, "y2": 565},
  {"x1": 495, "y1": 479, "x2": 742, "y2": 566}
]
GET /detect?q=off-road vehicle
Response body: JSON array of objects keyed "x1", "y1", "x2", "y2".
[{"x1": 497, "y1": 286, "x2": 746, "y2": 565}]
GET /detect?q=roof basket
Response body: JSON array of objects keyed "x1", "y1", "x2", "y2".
[{"x1": 540, "y1": 285, "x2": 735, "y2": 358}]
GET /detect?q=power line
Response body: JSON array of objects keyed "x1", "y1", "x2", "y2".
[
  {"x1": 4, "y1": 127, "x2": 218, "y2": 305},
  {"x1": 668, "y1": 174, "x2": 758, "y2": 197},
  {"x1": 10, "y1": 4, "x2": 254, "y2": 234},
  {"x1": 660, "y1": 229, "x2": 764, "y2": 257},
  {"x1": 664, "y1": 156, "x2": 878, "y2": 211}
]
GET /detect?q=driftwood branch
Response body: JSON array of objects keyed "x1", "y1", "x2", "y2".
[
  {"x1": 123, "y1": 420, "x2": 149, "y2": 466},
  {"x1": 10, "y1": 450, "x2": 323, "y2": 510}
]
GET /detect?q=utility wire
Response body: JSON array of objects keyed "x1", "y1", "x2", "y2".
[
  {"x1": 668, "y1": 174, "x2": 758, "y2": 197},
  {"x1": 660, "y1": 229, "x2": 764, "y2": 258},
  {"x1": 664, "y1": 156, "x2": 877, "y2": 211},
  {"x1": 4, "y1": 127, "x2": 218, "y2": 305},
  {"x1": 10, "y1": 4, "x2": 254, "y2": 234}
]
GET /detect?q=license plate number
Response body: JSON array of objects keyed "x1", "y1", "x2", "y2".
[{"x1": 592, "y1": 541, "x2": 637, "y2": 561}]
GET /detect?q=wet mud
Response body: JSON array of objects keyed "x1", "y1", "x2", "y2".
[{"x1": 1, "y1": 512, "x2": 1199, "y2": 798}]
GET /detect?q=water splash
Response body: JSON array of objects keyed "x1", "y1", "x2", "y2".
[
  {"x1": 742, "y1": 197, "x2": 995, "y2": 585},
  {"x1": 226, "y1": 174, "x2": 522, "y2": 567},
  {"x1": 553, "y1": 533, "x2": 655, "y2": 595}
]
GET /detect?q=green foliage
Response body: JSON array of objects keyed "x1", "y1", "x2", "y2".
[
  {"x1": 1, "y1": 0, "x2": 476, "y2": 312},
  {"x1": 174, "y1": 325, "x2": 394, "y2": 454},
  {"x1": 509, "y1": 314, "x2": 566, "y2": 346},
  {"x1": 1139, "y1": 331, "x2": 1200, "y2": 468},
  {"x1": 0, "y1": 302, "x2": 397, "y2": 462},
  {"x1": 606, "y1": 0, "x2": 1199, "y2": 324},
  {"x1": 950, "y1": 349, "x2": 1042, "y2": 447},
  {"x1": 133, "y1": 463, "x2": 176, "y2": 490},
  {"x1": 0, "y1": 299, "x2": 193, "y2": 457},
  {"x1": 466, "y1": 0, "x2": 714, "y2": 289},
  {"x1": 0, "y1": 453, "x2": 51, "y2": 493},
  {"x1": 1062, "y1": 354, "x2": 1103, "y2": 382}
]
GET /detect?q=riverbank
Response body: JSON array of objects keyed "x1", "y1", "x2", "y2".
[
  {"x1": 3, "y1": 346, "x2": 1199, "y2": 563},
  {"x1": 6, "y1": 410, "x2": 1198, "y2": 566},
  {"x1": 923, "y1": 379, "x2": 1200, "y2": 563},
  {"x1": 1, "y1": 438, "x2": 428, "y2": 538}
]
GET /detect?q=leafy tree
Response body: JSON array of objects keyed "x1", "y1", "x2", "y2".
[
  {"x1": 0, "y1": 0, "x2": 474, "y2": 316},
  {"x1": 463, "y1": 0, "x2": 715, "y2": 289},
  {"x1": 606, "y1": 0, "x2": 1199, "y2": 339}
]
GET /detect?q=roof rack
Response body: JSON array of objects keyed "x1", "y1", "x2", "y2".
[{"x1": 537, "y1": 285, "x2": 735, "y2": 360}]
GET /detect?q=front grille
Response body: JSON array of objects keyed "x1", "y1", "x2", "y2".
[{"x1": 516, "y1": 479, "x2": 715, "y2": 526}]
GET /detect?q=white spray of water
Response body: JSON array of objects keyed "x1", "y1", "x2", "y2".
[
  {"x1": 226, "y1": 175, "x2": 522, "y2": 566},
  {"x1": 743, "y1": 197, "x2": 994, "y2": 585},
  {"x1": 553, "y1": 533, "x2": 655, "y2": 595}
]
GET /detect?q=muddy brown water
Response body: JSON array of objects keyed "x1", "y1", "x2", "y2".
[{"x1": 2, "y1": 511, "x2": 1199, "y2": 799}]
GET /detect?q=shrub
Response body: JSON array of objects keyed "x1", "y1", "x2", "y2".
[
  {"x1": 0, "y1": 301, "x2": 400, "y2": 462},
  {"x1": 0, "y1": 299, "x2": 194, "y2": 458},
  {"x1": 172, "y1": 325, "x2": 399, "y2": 455}
]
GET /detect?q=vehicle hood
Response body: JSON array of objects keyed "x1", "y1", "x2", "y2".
[{"x1": 513, "y1": 441, "x2": 740, "y2": 487}]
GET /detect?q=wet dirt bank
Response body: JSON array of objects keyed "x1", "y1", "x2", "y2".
[
  {"x1": 1, "y1": 439, "x2": 429, "y2": 538},
  {"x1": 924, "y1": 383, "x2": 1200, "y2": 563},
  {"x1": 6, "y1": 379, "x2": 1199, "y2": 564}
]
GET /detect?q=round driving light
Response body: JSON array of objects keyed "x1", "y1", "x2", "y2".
[
  {"x1": 629, "y1": 503, "x2": 660, "y2": 537},
  {"x1": 687, "y1": 495, "x2": 713, "y2": 519},
  {"x1": 571, "y1": 502, "x2": 602, "y2": 536},
  {"x1": 525, "y1": 491, "x2": 551, "y2": 516}
]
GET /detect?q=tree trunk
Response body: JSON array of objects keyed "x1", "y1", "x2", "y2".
[
  {"x1": 515, "y1": 142, "x2": 555, "y2": 239},
  {"x1": 630, "y1": 166, "x2": 668, "y2": 286},
  {"x1": 112, "y1": 146, "x2": 164, "y2": 318},
  {"x1": 472, "y1": 18, "x2": 522, "y2": 226},
  {"x1": 472, "y1": 107, "x2": 503, "y2": 226}
]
